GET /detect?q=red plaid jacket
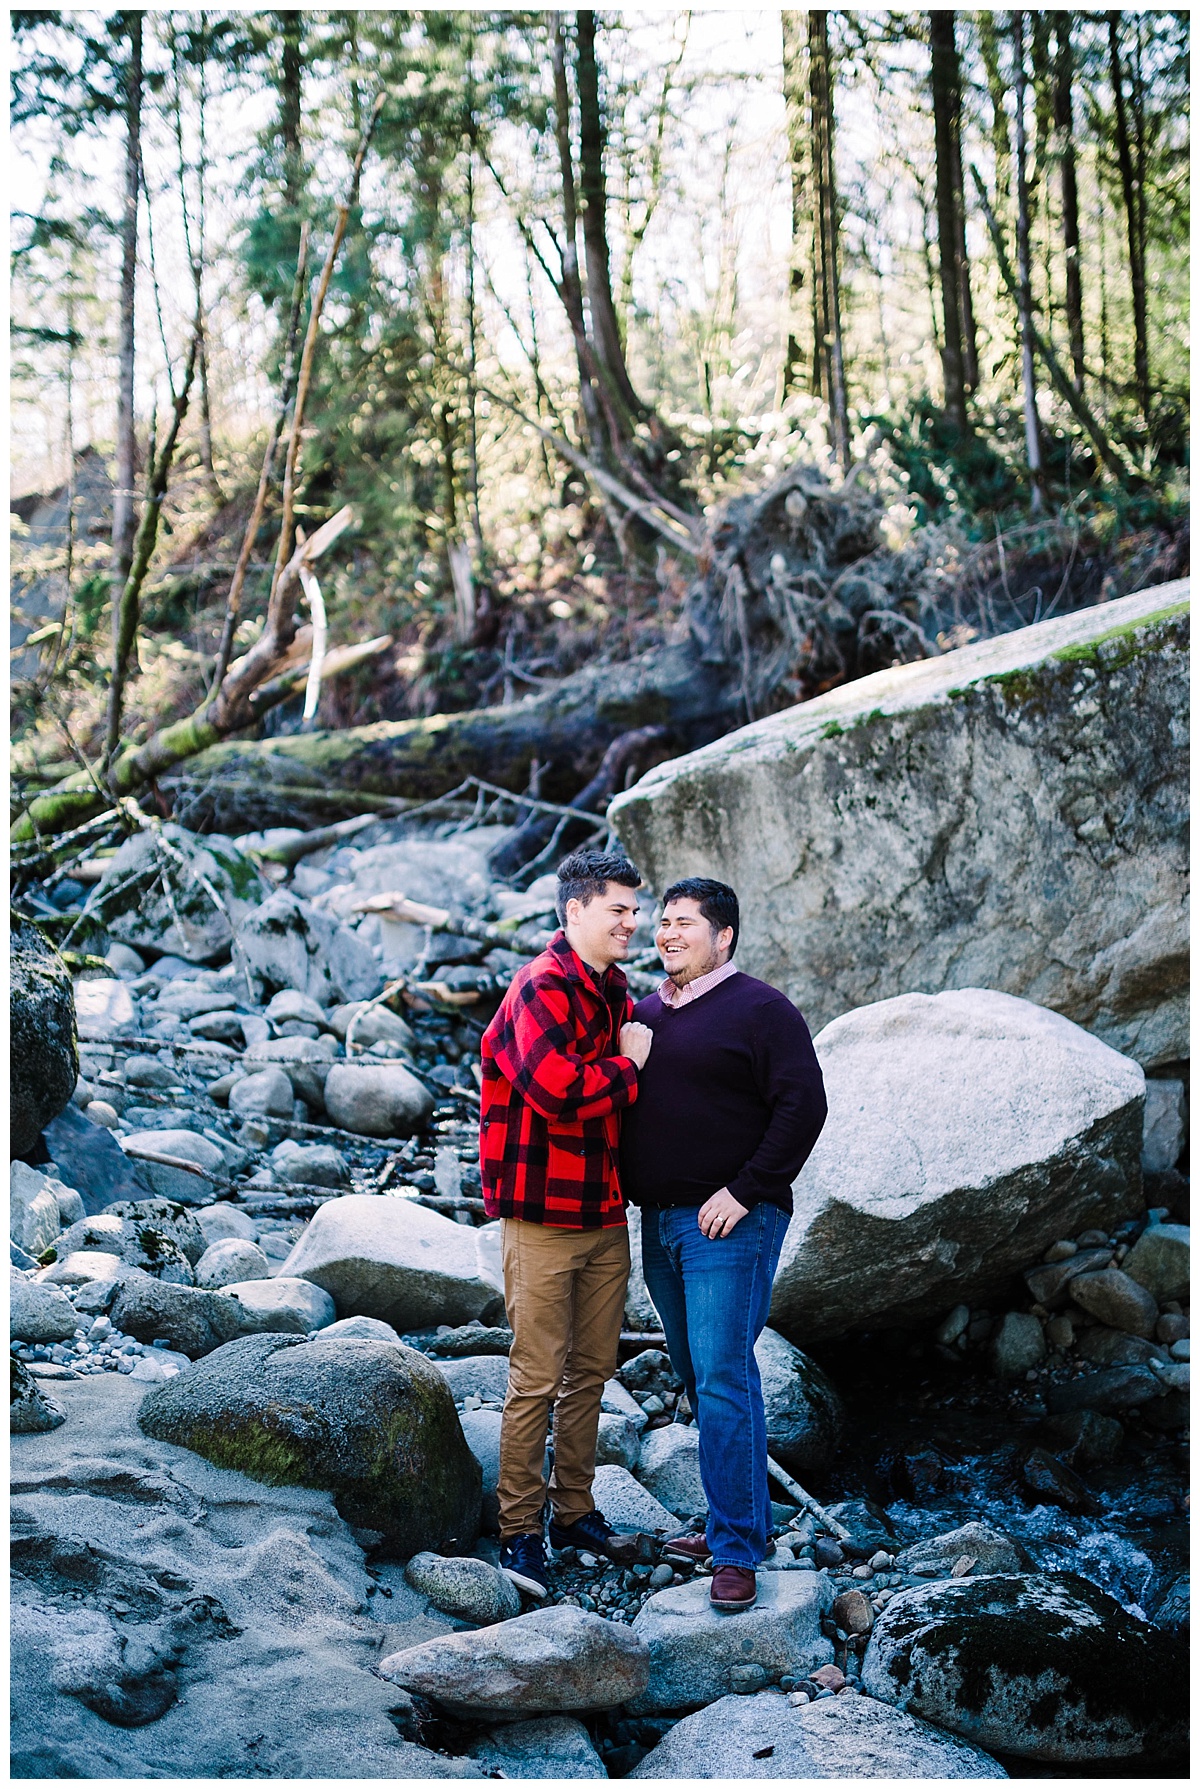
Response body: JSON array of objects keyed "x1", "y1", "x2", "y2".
[{"x1": 479, "y1": 932, "x2": 638, "y2": 1228}]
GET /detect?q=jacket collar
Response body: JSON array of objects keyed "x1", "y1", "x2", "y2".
[{"x1": 548, "y1": 929, "x2": 628, "y2": 999}]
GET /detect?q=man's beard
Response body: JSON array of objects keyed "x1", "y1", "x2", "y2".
[{"x1": 666, "y1": 948, "x2": 720, "y2": 988}]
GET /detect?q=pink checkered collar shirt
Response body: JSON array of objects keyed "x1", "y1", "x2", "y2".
[{"x1": 657, "y1": 959, "x2": 740, "y2": 1009}]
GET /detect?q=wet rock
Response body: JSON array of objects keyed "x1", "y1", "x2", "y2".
[
  {"x1": 1142, "y1": 1079, "x2": 1186, "y2": 1172},
  {"x1": 271, "y1": 1139, "x2": 350, "y2": 1188},
  {"x1": 768, "y1": 991, "x2": 1144, "y2": 1343},
  {"x1": 120, "y1": 1131, "x2": 227, "y2": 1206},
  {"x1": 1149, "y1": 1574, "x2": 1189, "y2": 1636},
  {"x1": 861, "y1": 1571, "x2": 1187, "y2": 1761},
  {"x1": 611, "y1": 587, "x2": 1189, "y2": 1067},
  {"x1": 195, "y1": 1239, "x2": 271, "y2": 1289},
  {"x1": 11, "y1": 1357, "x2": 66, "y2": 1432},
  {"x1": 1020, "y1": 1447, "x2": 1094, "y2": 1513},
  {"x1": 403, "y1": 1551, "x2": 521, "y2": 1625},
  {"x1": 239, "y1": 890, "x2": 379, "y2": 1007},
  {"x1": 897, "y1": 1523, "x2": 1030, "y2": 1579},
  {"x1": 630, "y1": 1688, "x2": 1008, "y2": 1779},
  {"x1": 318, "y1": 1315, "x2": 402, "y2": 1343},
  {"x1": 378, "y1": 1605, "x2": 648, "y2": 1712},
  {"x1": 11, "y1": 1160, "x2": 64, "y2": 1255},
  {"x1": 1068, "y1": 1269, "x2": 1159, "y2": 1339},
  {"x1": 636, "y1": 1426, "x2": 706, "y2": 1519},
  {"x1": 280, "y1": 1194, "x2": 503, "y2": 1330},
  {"x1": 322, "y1": 1062, "x2": 435, "y2": 1138},
  {"x1": 465, "y1": 1714, "x2": 606, "y2": 1779},
  {"x1": 756, "y1": 1327, "x2": 845, "y2": 1473},
  {"x1": 96, "y1": 827, "x2": 266, "y2": 963},
  {"x1": 813, "y1": 1537, "x2": 845, "y2": 1569},
  {"x1": 139, "y1": 1332, "x2": 479, "y2": 1554},
  {"x1": 219, "y1": 1278, "x2": 337, "y2": 1334},
  {"x1": 1038, "y1": 1409, "x2": 1124, "y2": 1468},
  {"x1": 1046, "y1": 1364, "x2": 1166, "y2": 1415},
  {"x1": 1023, "y1": 1248, "x2": 1113, "y2": 1309},
  {"x1": 11, "y1": 914, "x2": 79, "y2": 1158},
  {"x1": 229, "y1": 1067, "x2": 294, "y2": 1119},
  {"x1": 591, "y1": 1466, "x2": 678, "y2": 1537},
  {"x1": 10, "y1": 1270, "x2": 79, "y2": 1343},
  {"x1": 988, "y1": 1311, "x2": 1046, "y2": 1379},
  {"x1": 1075, "y1": 1327, "x2": 1167, "y2": 1367},
  {"x1": 629, "y1": 1572, "x2": 833, "y2": 1713},
  {"x1": 1121, "y1": 1222, "x2": 1189, "y2": 1303},
  {"x1": 822, "y1": 1499, "x2": 896, "y2": 1558}
]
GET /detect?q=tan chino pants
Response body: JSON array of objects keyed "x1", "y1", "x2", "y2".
[{"x1": 497, "y1": 1218, "x2": 630, "y2": 1538}]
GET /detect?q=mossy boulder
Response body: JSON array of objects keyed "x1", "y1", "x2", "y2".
[
  {"x1": 10, "y1": 913, "x2": 78, "y2": 1157},
  {"x1": 860, "y1": 1571, "x2": 1187, "y2": 1762},
  {"x1": 138, "y1": 1332, "x2": 481, "y2": 1555},
  {"x1": 93, "y1": 825, "x2": 266, "y2": 964}
]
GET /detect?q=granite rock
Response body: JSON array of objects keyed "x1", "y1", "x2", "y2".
[{"x1": 378, "y1": 1605, "x2": 649, "y2": 1712}]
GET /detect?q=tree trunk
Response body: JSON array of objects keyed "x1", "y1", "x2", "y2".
[
  {"x1": 930, "y1": 11, "x2": 967, "y2": 430},
  {"x1": 978, "y1": 14, "x2": 1012, "y2": 217},
  {"x1": 1107, "y1": 12, "x2": 1149, "y2": 424},
  {"x1": 550, "y1": 18, "x2": 611, "y2": 467},
  {"x1": 779, "y1": 11, "x2": 812, "y2": 402},
  {"x1": 111, "y1": 14, "x2": 142, "y2": 613},
  {"x1": 947, "y1": 28, "x2": 977, "y2": 393},
  {"x1": 575, "y1": 11, "x2": 647, "y2": 431},
  {"x1": 807, "y1": 11, "x2": 850, "y2": 471},
  {"x1": 279, "y1": 9, "x2": 303, "y2": 210},
  {"x1": 1054, "y1": 14, "x2": 1085, "y2": 393},
  {"x1": 1012, "y1": 13, "x2": 1046, "y2": 514}
]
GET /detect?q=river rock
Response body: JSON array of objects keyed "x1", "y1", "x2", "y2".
[
  {"x1": 1122, "y1": 1222, "x2": 1189, "y2": 1303},
  {"x1": 434, "y1": 1354, "x2": 510, "y2": 1403},
  {"x1": 630, "y1": 1689, "x2": 1008, "y2": 1779},
  {"x1": 319, "y1": 1315, "x2": 402, "y2": 1343},
  {"x1": 73, "y1": 977, "x2": 138, "y2": 1042},
  {"x1": 322, "y1": 1062, "x2": 434, "y2": 1138},
  {"x1": 279, "y1": 1194, "x2": 503, "y2": 1330},
  {"x1": 194, "y1": 1204, "x2": 259, "y2": 1246},
  {"x1": 120, "y1": 1131, "x2": 228, "y2": 1205},
  {"x1": 591, "y1": 1466, "x2": 678, "y2": 1536},
  {"x1": 195, "y1": 1239, "x2": 271, "y2": 1289},
  {"x1": 239, "y1": 890, "x2": 379, "y2": 1007},
  {"x1": 228, "y1": 1067, "x2": 294, "y2": 1119},
  {"x1": 766, "y1": 990, "x2": 1144, "y2": 1342},
  {"x1": 595, "y1": 1413, "x2": 643, "y2": 1471},
  {"x1": 55, "y1": 1212, "x2": 194, "y2": 1284},
  {"x1": 378, "y1": 1605, "x2": 649, "y2": 1712},
  {"x1": 97, "y1": 826, "x2": 266, "y2": 962},
  {"x1": 328, "y1": 1001, "x2": 417, "y2": 1052},
  {"x1": 1023, "y1": 1247, "x2": 1114, "y2": 1308},
  {"x1": 403, "y1": 1551, "x2": 521, "y2": 1625},
  {"x1": 102, "y1": 1199, "x2": 207, "y2": 1265},
  {"x1": 629, "y1": 1572, "x2": 833, "y2": 1713},
  {"x1": 11, "y1": 1359, "x2": 66, "y2": 1433},
  {"x1": 1142, "y1": 1078, "x2": 1186, "y2": 1171},
  {"x1": 618, "y1": 1348, "x2": 682, "y2": 1400},
  {"x1": 109, "y1": 1271, "x2": 251, "y2": 1355},
  {"x1": 466, "y1": 1715, "x2": 606, "y2": 1779},
  {"x1": 755, "y1": 1327, "x2": 844, "y2": 1472},
  {"x1": 42, "y1": 1102, "x2": 157, "y2": 1214},
  {"x1": 1068, "y1": 1269, "x2": 1159, "y2": 1338},
  {"x1": 40, "y1": 1249, "x2": 126, "y2": 1287},
  {"x1": 611, "y1": 585, "x2": 1189, "y2": 1068},
  {"x1": 1038, "y1": 1409, "x2": 1125, "y2": 1469},
  {"x1": 265, "y1": 988, "x2": 327, "y2": 1028},
  {"x1": 635, "y1": 1426, "x2": 706, "y2": 1518},
  {"x1": 623, "y1": 1205, "x2": 662, "y2": 1331},
  {"x1": 271, "y1": 1139, "x2": 350, "y2": 1187},
  {"x1": 219, "y1": 1278, "x2": 337, "y2": 1334},
  {"x1": 459, "y1": 1409, "x2": 502, "y2": 1533},
  {"x1": 11, "y1": 1160, "x2": 63, "y2": 1256},
  {"x1": 988, "y1": 1311, "x2": 1047, "y2": 1378},
  {"x1": 11, "y1": 914, "x2": 78, "y2": 1156},
  {"x1": 243, "y1": 1037, "x2": 334, "y2": 1111},
  {"x1": 897, "y1": 1522, "x2": 1030, "y2": 1578},
  {"x1": 861, "y1": 1571, "x2": 1187, "y2": 1761},
  {"x1": 10, "y1": 1271, "x2": 79, "y2": 1343},
  {"x1": 139, "y1": 1332, "x2": 479, "y2": 1553},
  {"x1": 1046, "y1": 1365, "x2": 1166, "y2": 1414}
]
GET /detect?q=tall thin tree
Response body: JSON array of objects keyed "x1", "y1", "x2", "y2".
[
  {"x1": 111, "y1": 13, "x2": 142, "y2": 614},
  {"x1": 1054, "y1": 14, "x2": 1085, "y2": 392},
  {"x1": 779, "y1": 11, "x2": 812, "y2": 402},
  {"x1": 930, "y1": 11, "x2": 968, "y2": 429},
  {"x1": 808, "y1": 11, "x2": 850, "y2": 470},
  {"x1": 1012, "y1": 12, "x2": 1046, "y2": 512},
  {"x1": 1107, "y1": 10, "x2": 1150, "y2": 423}
]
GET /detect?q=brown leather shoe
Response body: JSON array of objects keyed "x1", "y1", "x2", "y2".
[
  {"x1": 710, "y1": 1565, "x2": 757, "y2": 1610},
  {"x1": 663, "y1": 1531, "x2": 711, "y2": 1564}
]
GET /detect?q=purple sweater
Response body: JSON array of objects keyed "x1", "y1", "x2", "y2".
[{"x1": 619, "y1": 972, "x2": 827, "y2": 1216}]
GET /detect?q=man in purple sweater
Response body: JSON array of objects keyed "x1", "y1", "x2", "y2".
[{"x1": 620, "y1": 878, "x2": 827, "y2": 1610}]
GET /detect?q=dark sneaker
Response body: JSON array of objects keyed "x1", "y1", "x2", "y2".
[
  {"x1": 499, "y1": 1532, "x2": 549, "y2": 1599},
  {"x1": 548, "y1": 1508, "x2": 639, "y2": 1564},
  {"x1": 663, "y1": 1530, "x2": 712, "y2": 1564},
  {"x1": 710, "y1": 1565, "x2": 757, "y2": 1610}
]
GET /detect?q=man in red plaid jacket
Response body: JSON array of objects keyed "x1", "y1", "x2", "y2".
[{"x1": 481, "y1": 848, "x2": 654, "y2": 1599}]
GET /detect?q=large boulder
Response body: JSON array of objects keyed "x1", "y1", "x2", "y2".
[
  {"x1": 41, "y1": 1102, "x2": 156, "y2": 1215},
  {"x1": 219, "y1": 1277, "x2": 337, "y2": 1334},
  {"x1": 768, "y1": 990, "x2": 1144, "y2": 1342},
  {"x1": 861, "y1": 1572, "x2": 1188, "y2": 1762},
  {"x1": 238, "y1": 890, "x2": 379, "y2": 1007},
  {"x1": 630, "y1": 1690, "x2": 1008, "y2": 1779},
  {"x1": 611, "y1": 584, "x2": 1189, "y2": 1068},
  {"x1": 11, "y1": 914, "x2": 78, "y2": 1157},
  {"x1": 94, "y1": 826, "x2": 266, "y2": 963},
  {"x1": 377, "y1": 1606, "x2": 649, "y2": 1713},
  {"x1": 756, "y1": 1327, "x2": 845, "y2": 1473},
  {"x1": 138, "y1": 1332, "x2": 480, "y2": 1555},
  {"x1": 629, "y1": 1573, "x2": 833, "y2": 1713},
  {"x1": 109, "y1": 1271, "x2": 252, "y2": 1356},
  {"x1": 280, "y1": 1194, "x2": 504, "y2": 1330},
  {"x1": 10, "y1": 1271, "x2": 79, "y2": 1344}
]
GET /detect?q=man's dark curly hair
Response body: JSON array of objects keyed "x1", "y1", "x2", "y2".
[{"x1": 555, "y1": 848, "x2": 642, "y2": 927}]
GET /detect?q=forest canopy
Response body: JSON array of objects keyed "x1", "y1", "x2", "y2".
[{"x1": 10, "y1": 9, "x2": 1190, "y2": 839}]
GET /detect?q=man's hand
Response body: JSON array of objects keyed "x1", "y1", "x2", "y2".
[
  {"x1": 697, "y1": 1186, "x2": 750, "y2": 1238},
  {"x1": 618, "y1": 1021, "x2": 654, "y2": 1069}
]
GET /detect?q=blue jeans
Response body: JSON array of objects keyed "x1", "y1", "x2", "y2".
[{"x1": 640, "y1": 1201, "x2": 789, "y2": 1569}]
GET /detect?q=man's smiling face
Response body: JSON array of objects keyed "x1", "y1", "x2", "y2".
[
  {"x1": 657, "y1": 897, "x2": 733, "y2": 987},
  {"x1": 566, "y1": 882, "x2": 640, "y2": 971}
]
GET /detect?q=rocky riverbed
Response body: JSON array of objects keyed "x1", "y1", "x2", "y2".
[{"x1": 10, "y1": 734, "x2": 1190, "y2": 1777}]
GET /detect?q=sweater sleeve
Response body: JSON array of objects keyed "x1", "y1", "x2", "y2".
[
  {"x1": 499, "y1": 970, "x2": 639, "y2": 1123},
  {"x1": 725, "y1": 996, "x2": 827, "y2": 1209}
]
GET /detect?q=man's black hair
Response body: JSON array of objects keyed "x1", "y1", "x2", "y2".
[
  {"x1": 555, "y1": 848, "x2": 641, "y2": 927},
  {"x1": 661, "y1": 876, "x2": 740, "y2": 955}
]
